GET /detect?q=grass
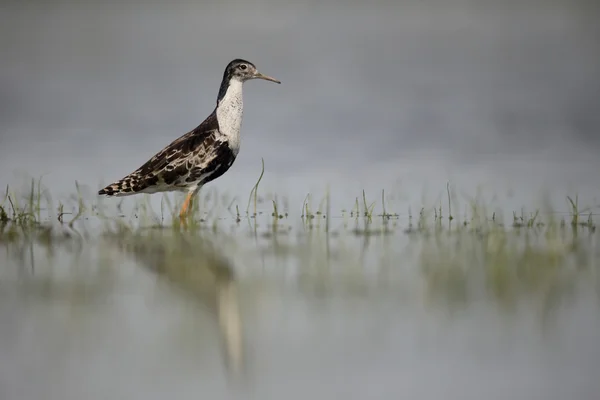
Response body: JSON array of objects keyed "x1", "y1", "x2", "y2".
[
  {"x1": 2, "y1": 171, "x2": 599, "y2": 228},
  {"x1": 1, "y1": 172, "x2": 599, "y2": 319},
  {"x1": 1, "y1": 173, "x2": 598, "y2": 238},
  {"x1": 246, "y1": 157, "x2": 265, "y2": 219}
]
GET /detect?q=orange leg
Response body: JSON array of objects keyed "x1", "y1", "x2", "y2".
[{"x1": 179, "y1": 192, "x2": 194, "y2": 220}]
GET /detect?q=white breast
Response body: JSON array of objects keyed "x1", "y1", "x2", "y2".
[{"x1": 216, "y1": 79, "x2": 244, "y2": 156}]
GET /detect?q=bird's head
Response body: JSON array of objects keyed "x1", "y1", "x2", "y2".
[{"x1": 225, "y1": 59, "x2": 281, "y2": 84}]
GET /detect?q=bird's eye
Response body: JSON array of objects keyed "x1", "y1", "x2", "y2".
[{"x1": 239, "y1": 64, "x2": 247, "y2": 70}]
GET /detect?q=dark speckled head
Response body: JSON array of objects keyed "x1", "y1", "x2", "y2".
[{"x1": 217, "y1": 59, "x2": 280, "y2": 102}]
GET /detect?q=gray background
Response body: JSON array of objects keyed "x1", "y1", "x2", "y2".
[
  {"x1": 1, "y1": 2, "x2": 600, "y2": 400},
  {"x1": 1, "y1": 0, "x2": 599, "y2": 212}
]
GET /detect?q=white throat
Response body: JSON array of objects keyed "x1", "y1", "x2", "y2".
[{"x1": 216, "y1": 79, "x2": 244, "y2": 155}]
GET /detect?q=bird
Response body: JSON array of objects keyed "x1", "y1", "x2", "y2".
[{"x1": 98, "y1": 59, "x2": 280, "y2": 222}]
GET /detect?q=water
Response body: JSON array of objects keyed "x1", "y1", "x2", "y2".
[
  {"x1": 1, "y1": 218, "x2": 600, "y2": 399},
  {"x1": 1, "y1": 1, "x2": 600, "y2": 399}
]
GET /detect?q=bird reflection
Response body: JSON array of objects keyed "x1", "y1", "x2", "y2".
[{"x1": 110, "y1": 229, "x2": 245, "y2": 380}]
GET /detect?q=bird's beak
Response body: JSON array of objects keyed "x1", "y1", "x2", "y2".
[{"x1": 253, "y1": 72, "x2": 281, "y2": 84}]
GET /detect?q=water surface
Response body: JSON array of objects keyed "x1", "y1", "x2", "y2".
[{"x1": 1, "y1": 1, "x2": 600, "y2": 399}]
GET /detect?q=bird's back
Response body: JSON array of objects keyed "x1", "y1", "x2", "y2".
[{"x1": 98, "y1": 111, "x2": 237, "y2": 196}]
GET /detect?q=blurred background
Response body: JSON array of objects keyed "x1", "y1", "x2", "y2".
[
  {"x1": 1, "y1": 0, "x2": 599, "y2": 211},
  {"x1": 2, "y1": 2, "x2": 600, "y2": 400}
]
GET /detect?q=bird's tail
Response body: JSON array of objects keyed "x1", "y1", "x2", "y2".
[{"x1": 98, "y1": 172, "x2": 157, "y2": 196}]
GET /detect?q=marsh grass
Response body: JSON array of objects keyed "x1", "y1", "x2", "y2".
[
  {"x1": 2, "y1": 176, "x2": 599, "y2": 298},
  {"x1": 1, "y1": 175, "x2": 597, "y2": 240},
  {"x1": 246, "y1": 157, "x2": 265, "y2": 219},
  {"x1": 2, "y1": 174, "x2": 599, "y2": 326},
  {"x1": 2, "y1": 175, "x2": 598, "y2": 230}
]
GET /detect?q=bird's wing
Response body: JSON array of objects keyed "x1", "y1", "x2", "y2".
[{"x1": 99, "y1": 111, "x2": 222, "y2": 196}]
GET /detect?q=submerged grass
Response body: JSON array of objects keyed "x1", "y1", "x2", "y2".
[
  {"x1": 2, "y1": 174, "x2": 599, "y2": 228},
  {"x1": 1, "y1": 175, "x2": 598, "y2": 239},
  {"x1": 1, "y1": 175, "x2": 599, "y2": 325},
  {"x1": 2, "y1": 174, "x2": 599, "y2": 310}
]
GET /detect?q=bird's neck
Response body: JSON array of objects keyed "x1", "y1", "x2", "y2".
[{"x1": 216, "y1": 79, "x2": 244, "y2": 155}]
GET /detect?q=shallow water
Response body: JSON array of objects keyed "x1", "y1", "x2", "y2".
[
  {"x1": 1, "y1": 215, "x2": 600, "y2": 400},
  {"x1": 2, "y1": 1, "x2": 600, "y2": 399}
]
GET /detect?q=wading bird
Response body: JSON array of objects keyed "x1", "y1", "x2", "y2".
[{"x1": 98, "y1": 59, "x2": 280, "y2": 221}]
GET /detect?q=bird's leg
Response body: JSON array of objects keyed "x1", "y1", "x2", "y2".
[{"x1": 179, "y1": 192, "x2": 194, "y2": 221}]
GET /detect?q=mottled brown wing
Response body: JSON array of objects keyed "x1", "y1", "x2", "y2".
[{"x1": 98, "y1": 111, "x2": 220, "y2": 196}]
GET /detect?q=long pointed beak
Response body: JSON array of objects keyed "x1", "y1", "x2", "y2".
[{"x1": 253, "y1": 72, "x2": 281, "y2": 84}]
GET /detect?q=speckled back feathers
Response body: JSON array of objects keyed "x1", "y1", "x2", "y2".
[{"x1": 98, "y1": 111, "x2": 236, "y2": 197}]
